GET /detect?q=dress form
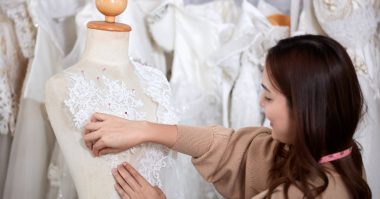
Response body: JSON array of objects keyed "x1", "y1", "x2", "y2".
[{"x1": 44, "y1": 1, "x2": 162, "y2": 198}]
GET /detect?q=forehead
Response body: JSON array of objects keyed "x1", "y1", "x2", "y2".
[
  {"x1": 262, "y1": 67, "x2": 282, "y2": 94},
  {"x1": 262, "y1": 68, "x2": 273, "y2": 87}
]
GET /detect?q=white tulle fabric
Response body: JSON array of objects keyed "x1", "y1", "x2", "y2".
[{"x1": 63, "y1": 58, "x2": 184, "y2": 199}]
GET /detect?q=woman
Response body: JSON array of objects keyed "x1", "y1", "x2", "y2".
[{"x1": 83, "y1": 35, "x2": 372, "y2": 198}]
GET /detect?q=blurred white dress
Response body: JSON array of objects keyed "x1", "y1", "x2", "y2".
[
  {"x1": 3, "y1": 0, "x2": 79, "y2": 199},
  {"x1": 210, "y1": 0, "x2": 289, "y2": 128},
  {"x1": 0, "y1": 4, "x2": 29, "y2": 197},
  {"x1": 313, "y1": 0, "x2": 380, "y2": 197}
]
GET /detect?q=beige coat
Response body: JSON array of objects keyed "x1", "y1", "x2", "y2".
[{"x1": 172, "y1": 125, "x2": 352, "y2": 199}]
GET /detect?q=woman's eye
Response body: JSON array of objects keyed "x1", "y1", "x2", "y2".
[{"x1": 264, "y1": 96, "x2": 272, "y2": 101}]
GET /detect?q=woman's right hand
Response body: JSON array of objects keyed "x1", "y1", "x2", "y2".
[
  {"x1": 83, "y1": 113, "x2": 150, "y2": 156},
  {"x1": 83, "y1": 112, "x2": 178, "y2": 156}
]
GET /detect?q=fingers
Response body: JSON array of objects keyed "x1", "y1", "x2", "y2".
[
  {"x1": 117, "y1": 164, "x2": 141, "y2": 191},
  {"x1": 114, "y1": 180, "x2": 131, "y2": 199},
  {"x1": 91, "y1": 112, "x2": 111, "y2": 122},
  {"x1": 84, "y1": 122, "x2": 103, "y2": 134},
  {"x1": 83, "y1": 131, "x2": 102, "y2": 152},
  {"x1": 123, "y1": 162, "x2": 147, "y2": 187},
  {"x1": 92, "y1": 139, "x2": 107, "y2": 156},
  {"x1": 83, "y1": 130, "x2": 101, "y2": 151},
  {"x1": 113, "y1": 168, "x2": 137, "y2": 198},
  {"x1": 98, "y1": 147, "x2": 119, "y2": 156},
  {"x1": 154, "y1": 186, "x2": 166, "y2": 198},
  {"x1": 83, "y1": 130, "x2": 102, "y2": 143}
]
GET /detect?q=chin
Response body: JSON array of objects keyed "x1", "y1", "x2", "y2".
[{"x1": 271, "y1": 131, "x2": 288, "y2": 143}]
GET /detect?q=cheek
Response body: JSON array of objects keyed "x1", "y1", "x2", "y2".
[{"x1": 267, "y1": 102, "x2": 292, "y2": 143}]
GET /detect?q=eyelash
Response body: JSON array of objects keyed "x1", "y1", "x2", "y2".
[{"x1": 264, "y1": 96, "x2": 272, "y2": 101}]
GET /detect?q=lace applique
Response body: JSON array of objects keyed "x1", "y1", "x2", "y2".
[
  {"x1": 347, "y1": 50, "x2": 368, "y2": 75},
  {"x1": 0, "y1": 73, "x2": 12, "y2": 135},
  {"x1": 64, "y1": 72, "x2": 147, "y2": 171},
  {"x1": 136, "y1": 145, "x2": 169, "y2": 188},
  {"x1": 132, "y1": 57, "x2": 179, "y2": 124},
  {"x1": 64, "y1": 63, "x2": 177, "y2": 188},
  {"x1": 319, "y1": 0, "x2": 352, "y2": 18},
  {"x1": 64, "y1": 72, "x2": 146, "y2": 129},
  {"x1": 0, "y1": 10, "x2": 26, "y2": 136},
  {"x1": 47, "y1": 163, "x2": 62, "y2": 187},
  {"x1": 314, "y1": 0, "x2": 377, "y2": 48},
  {"x1": 131, "y1": 58, "x2": 178, "y2": 186},
  {"x1": 5, "y1": 3, "x2": 37, "y2": 58}
]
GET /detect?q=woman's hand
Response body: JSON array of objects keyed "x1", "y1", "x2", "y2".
[
  {"x1": 112, "y1": 162, "x2": 166, "y2": 199},
  {"x1": 83, "y1": 113, "x2": 149, "y2": 156},
  {"x1": 84, "y1": 112, "x2": 178, "y2": 156}
]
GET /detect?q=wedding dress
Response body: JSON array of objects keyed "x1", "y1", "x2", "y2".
[
  {"x1": 209, "y1": 0, "x2": 289, "y2": 128},
  {"x1": 3, "y1": 1, "x2": 80, "y2": 198},
  {"x1": 290, "y1": 0, "x2": 325, "y2": 35},
  {"x1": 313, "y1": 0, "x2": 380, "y2": 198},
  {"x1": 148, "y1": 0, "x2": 229, "y2": 126},
  {"x1": 0, "y1": 8, "x2": 28, "y2": 197},
  {"x1": 147, "y1": 1, "x2": 243, "y2": 198},
  {"x1": 0, "y1": 13, "x2": 16, "y2": 198},
  {"x1": 6, "y1": 1, "x2": 191, "y2": 198},
  {"x1": 47, "y1": 1, "x2": 175, "y2": 198},
  {"x1": 46, "y1": 56, "x2": 186, "y2": 199}
]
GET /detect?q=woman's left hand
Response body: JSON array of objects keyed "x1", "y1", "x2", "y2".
[{"x1": 112, "y1": 162, "x2": 166, "y2": 199}]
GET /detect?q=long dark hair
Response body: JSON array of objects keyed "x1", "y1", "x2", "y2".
[{"x1": 265, "y1": 35, "x2": 371, "y2": 198}]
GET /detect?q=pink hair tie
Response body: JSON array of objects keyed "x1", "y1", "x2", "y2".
[{"x1": 319, "y1": 147, "x2": 352, "y2": 164}]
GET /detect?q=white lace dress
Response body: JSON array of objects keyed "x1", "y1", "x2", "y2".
[
  {"x1": 0, "y1": 9, "x2": 28, "y2": 197},
  {"x1": 50, "y1": 59, "x2": 185, "y2": 199},
  {"x1": 3, "y1": 0, "x2": 78, "y2": 198},
  {"x1": 313, "y1": 0, "x2": 380, "y2": 198}
]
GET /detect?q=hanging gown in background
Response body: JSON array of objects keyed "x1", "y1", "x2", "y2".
[
  {"x1": 210, "y1": 0, "x2": 288, "y2": 129},
  {"x1": 313, "y1": 0, "x2": 380, "y2": 198},
  {"x1": 0, "y1": 4, "x2": 29, "y2": 197},
  {"x1": 3, "y1": 0, "x2": 81, "y2": 198},
  {"x1": 148, "y1": 0, "x2": 228, "y2": 126},
  {"x1": 148, "y1": 1, "x2": 241, "y2": 198},
  {"x1": 290, "y1": 0, "x2": 325, "y2": 35},
  {"x1": 63, "y1": 0, "x2": 168, "y2": 73},
  {"x1": 229, "y1": 0, "x2": 289, "y2": 129}
]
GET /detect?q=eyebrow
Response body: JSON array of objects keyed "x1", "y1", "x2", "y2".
[{"x1": 261, "y1": 83, "x2": 271, "y2": 93}]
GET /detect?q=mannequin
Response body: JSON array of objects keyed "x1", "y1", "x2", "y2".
[{"x1": 45, "y1": 1, "x2": 183, "y2": 198}]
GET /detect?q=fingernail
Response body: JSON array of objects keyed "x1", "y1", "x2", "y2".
[
  {"x1": 112, "y1": 168, "x2": 117, "y2": 174},
  {"x1": 123, "y1": 162, "x2": 128, "y2": 167}
]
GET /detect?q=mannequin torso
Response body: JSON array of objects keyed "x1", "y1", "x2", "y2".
[{"x1": 45, "y1": 28, "x2": 179, "y2": 199}]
